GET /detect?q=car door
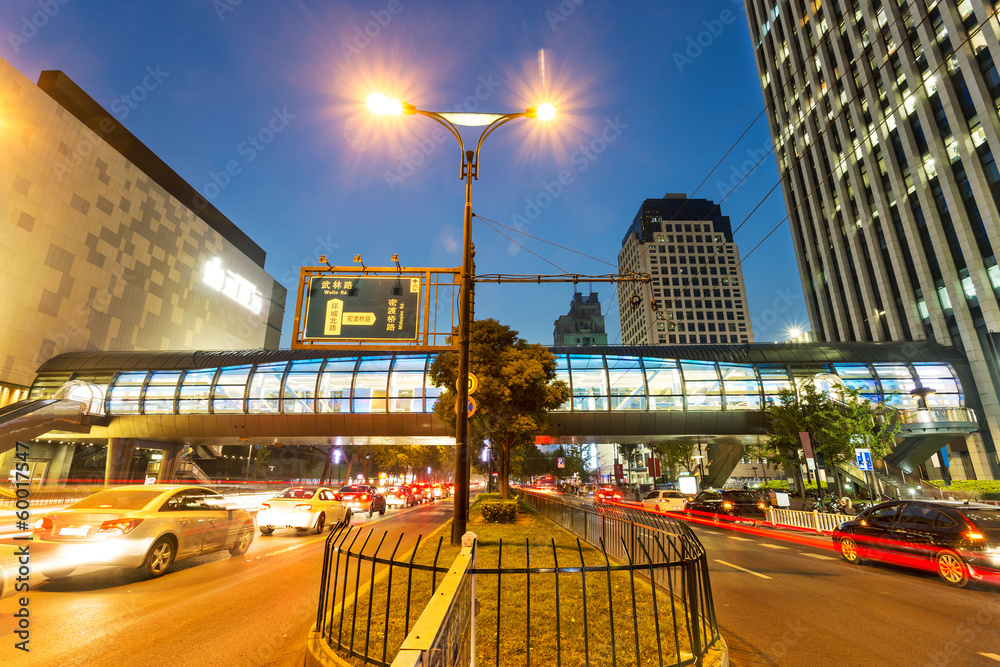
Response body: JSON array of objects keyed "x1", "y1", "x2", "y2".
[
  {"x1": 642, "y1": 491, "x2": 661, "y2": 508},
  {"x1": 893, "y1": 503, "x2": 939, "y2": 562},
  {"x1": 196, "y1": 490, "x2": 235, "y2": 551},
  {"x1": 163, "y1": 489, "x2": 220, "y2": 557},
  {"x1": 855, "y1": 502, "x2": 902, "y2": 559}
]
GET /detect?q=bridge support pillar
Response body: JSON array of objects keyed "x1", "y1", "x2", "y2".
[
  {"x1": 157, "y1": 443, "x2": 184, "y2": 483},
  {"x1": 105, "y1": 438, "x2": 134, "y2": 486}
]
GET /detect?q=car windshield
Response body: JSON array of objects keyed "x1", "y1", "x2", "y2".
[
  {"x1": 277, "y1": 488, "x2": 317, "y2": 499},
  {"x1": 961, "y1": 509, "x2": 1000, "y2": 528},
  {"x1": 725, "y1": 491, "x2": 760, "y2": 501},
  {"x1": 339, "y1": 485, "x2": 367, "y2": 493},
  {"x1": 70, "y1": 488, "x2": 165, "y2": 510}
]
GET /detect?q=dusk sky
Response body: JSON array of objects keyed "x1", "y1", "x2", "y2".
[{"x1": 2, "y1": 0, "x2": 809, "y2": 347}]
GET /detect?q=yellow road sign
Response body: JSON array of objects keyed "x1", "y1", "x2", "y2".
[{"x1": 456, "y1": 373, "x2": 479, "y2": 394}]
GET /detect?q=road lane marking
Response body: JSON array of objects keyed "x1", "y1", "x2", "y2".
[
  {"x1": 761, "y1": 544, "x2": 788, "y2": 549},
  {"x1": 728, "y1": 536, "x2": 752, "y2": 541},
  {"x1": 980, "y1": 653, "x2": 1000, "y2": 662},
  {"x1": 801, "y1": 553, "x2": 836, "y2": 561},
  {"x1": 714, "y1": 559, "x2": 772, "y2": 579}
]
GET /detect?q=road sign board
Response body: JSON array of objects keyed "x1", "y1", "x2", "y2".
[
  {"x1": 456, "y1": 373, "x2": 478, "y2": 395},
  {"x1": 557, "y1": 457, "x2": 565, "y2": 468},
  {"x1": 854, "y1": 448, "x2": 874, "y2": 471},
  {"x1": 454, "y1": 397, "x2": 477, "y2": 417},
  {"x1": 302, "y1": 275, "x2": 420, "y2": 342}
]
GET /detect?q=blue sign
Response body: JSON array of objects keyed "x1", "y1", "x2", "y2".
[{"x1": 854, "y1": 448, "x2": 874, "y2": 471}]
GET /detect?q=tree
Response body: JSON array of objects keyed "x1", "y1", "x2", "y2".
[
  {"x1": 429, "y1": 319, "x2": 569, "y2": 499},
  {"x1": 764, "y1": 381, "x2": 902, "y2": 498},
  {"x1": 648, "y1": 441, "x2": 696, "y2": 484}
]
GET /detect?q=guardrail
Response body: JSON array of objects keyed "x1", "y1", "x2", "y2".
[
  {"x1": 520, "y1": 491, "x2": 721, "y2": 664},
  {"x1": 312, "y1": 496, "x2": 723, "y2": 667},
  {"x1": 766, "y1": 507, "x2": 854, "y2": 533}
]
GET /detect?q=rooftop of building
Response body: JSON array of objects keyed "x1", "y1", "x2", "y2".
[{"x1": 622, "y1": 195, "x2": 734, "y2": 247}]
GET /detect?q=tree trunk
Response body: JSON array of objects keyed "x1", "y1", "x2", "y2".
[{"x1": 499, "y1": 443, "x2": 511, "y2": 499}]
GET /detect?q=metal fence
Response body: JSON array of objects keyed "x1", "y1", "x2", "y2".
[
  {"x1": 520, "y1": 492, "x2": 721, "y2": 664},
  {"x1": 314, "y1": 496, "x2": 722, "y2": 667},
  {"x1": 765, "y1": 506, "x2": 854, "y2": 533}
]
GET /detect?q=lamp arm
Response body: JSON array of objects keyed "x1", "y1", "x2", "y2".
[
  {"x1": 414, "y1": 110, "x2": 467, "y2": 178},
  {"x1": 473, "y1": 113, "x2": 527, "y2": 178}
]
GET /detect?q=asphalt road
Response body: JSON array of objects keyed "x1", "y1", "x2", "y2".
[
  {"x1": 0, "y1": 499, "x2": 453, "y2": 667},
  {"x1": 4, "y1": 493, "x2": 1000, "y2": 666},
  {"x1": 691, "y1": 521, "x2": 1000, "y2": 667}
]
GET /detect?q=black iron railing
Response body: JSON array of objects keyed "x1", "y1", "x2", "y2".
[{"x1": 315, "y1": 496, "x2": 721, "y2": 667}]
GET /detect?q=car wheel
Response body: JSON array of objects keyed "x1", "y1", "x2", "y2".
[
  {"x1": 367, "y1": 504, "x2": 374, "y2": 519},
  {"x1": 936, "y1": 549, "x2": 969, "y2": 588},
  {"x1": 379, "y1": 503, "x2": 386, "y2": 516},
  {"x1": 230, "y1": 527, "x2": 253, "y2": 556},
  {"x1": 43, "y1": 567, "x2": 75, "y2": 579},
  {"x1": 312, "y1": 513, "x2": 326, "y2": 535},
  {"x1": 141, "y1": 537, "x2": 176, "y2": 579},
  {"x1": 839, "y1": 537, "x2": 863, "y2": 564},
  {"x1": 259, "y1": 525, "x2": 274, "y2": 535}
]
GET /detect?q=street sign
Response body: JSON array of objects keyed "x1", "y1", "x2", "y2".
[
  {"x1": 454, "y1": 397, "x2": 477, "y2": 417},
  {"x1": 854, "y1": 448, "x2": 874, "y2": 471},
  {"x1": 457, "y1": 373, "x2": 479, "y2": 395},
  {"x1": 557, "y1": 457, "x2": 565, "y2": 468},
  {"x1": 301, "y1": 275, "x2": 420, "y2": 342}
]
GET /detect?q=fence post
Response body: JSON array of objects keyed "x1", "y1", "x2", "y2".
[
  {"x1": 685, "y1": 553, "x2": 702, "y2": 659},
  {"x1": 812, "y1": 510, "x2": 821, "y2": 533}
]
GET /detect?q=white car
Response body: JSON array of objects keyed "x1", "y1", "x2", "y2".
[
  {"x1": 256, "y1": 486, "x2": 350, "y2": 535},
  {"x1": 641, "y1": 490, "x2": 690, "y2": 512}
]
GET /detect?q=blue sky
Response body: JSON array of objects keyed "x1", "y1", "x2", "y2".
[{"x1": 2, "y1": 0, "x2": 809, "y2": 347}]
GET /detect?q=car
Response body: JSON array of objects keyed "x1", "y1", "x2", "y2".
[
  {"x1": 832, "y1": 499, "x2": 1000, "y2": 588},
  {"x1": 256, "y1": 486, "x2": 350, "y2": 535},
  {"x1": 385, "y1": 485, "x2": 418, "y2": 508},
  {"x1": 412, "y1": 483, "x2": 436, "y2": 503},
  {"x1": 432, "y1": 483, "x2": 450, "y2": 499},
  {"x1": 31, "y1": 484, "x2": 255, "y2": 580},
  {"x1": 685, "y1": 489, "x2": 767, "y2": 524},
  {"x1": 594, "y1": 487, "x2": 623, "y2": 503},
  {"x1": 335, "y1": 484, "x2": 387, "y2": 518},
  {"x1": 641, "y1": 490, "x2": 690, "y2": 512}
]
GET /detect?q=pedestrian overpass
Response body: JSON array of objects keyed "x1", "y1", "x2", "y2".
[{"x1": 1, "y1": 342, "x2": 982, "y2": 487}]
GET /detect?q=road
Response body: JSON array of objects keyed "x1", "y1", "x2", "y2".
[
  {"x1": 691, "y1": 521, "x2": 1000, "y2": 666},
  {"x1": 0, "y1": 499, "x2": 452, "y2": 667}
]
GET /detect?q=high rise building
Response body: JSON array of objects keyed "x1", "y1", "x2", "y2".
[
  {"x1": 617, "y1": 194, "x2": 753, "y2": 346},
  {"x1": 553, "y1": 292, "x2": 608, "y2": 346},
  {"x1": 743, "y1": 0, "x2": 1000, "y2": 478}
]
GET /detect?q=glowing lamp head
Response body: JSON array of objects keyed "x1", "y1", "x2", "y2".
[
  {"x1": 367, "y1": 93, "x2": 415, "y2": 116},
  {"x1": 526, "y1": 103, "x2": 556, "y2": 121}
]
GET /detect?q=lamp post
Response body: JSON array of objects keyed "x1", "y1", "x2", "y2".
[{"x1": 369, "y1": 94, "x2": 555, "y2": 545}]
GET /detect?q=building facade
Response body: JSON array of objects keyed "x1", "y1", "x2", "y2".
[
  {"x1": 0, "y1": 57, "x2": 285, "y2": 406},
  {"x1": 553, "y1": 292, "x2": 608, "y2": 346},
  {"x1": 743, "y1": 0, "x2": 1000, "y2": 478},
  {"x1": 617, "y1": 194, "x2": 753, "y2": 346}
]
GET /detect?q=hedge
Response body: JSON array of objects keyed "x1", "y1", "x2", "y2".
[
  {"x1": 476, "y1": 492, "x2": 519, "y2": 502},
  {"x1": 479, "y1": 500, "x2": 518, "y2": 523}
]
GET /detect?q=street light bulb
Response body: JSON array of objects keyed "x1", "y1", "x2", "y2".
[
  {"x1": 367, "y1": 93, "x2": 408, "y2": 116},
  {"x1": 525, "y1": 103, "x2": 556, "y2": 120},
  {"x1": 534, "y1": 103, "x2": 556, "y2": 121}
]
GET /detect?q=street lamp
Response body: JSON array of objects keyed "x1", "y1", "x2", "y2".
[{"x1": 370, "y1": 93, "x2": 555, "y2": 545}]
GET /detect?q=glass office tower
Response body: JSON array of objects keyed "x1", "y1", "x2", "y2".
[{"x1": 743, "y1": 0, "x2": 1000, "y2": 478}]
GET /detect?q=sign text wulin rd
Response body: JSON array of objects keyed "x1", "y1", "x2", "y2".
[{"x1": 303, "y1": 275, "x2": 420, "y2": 342}]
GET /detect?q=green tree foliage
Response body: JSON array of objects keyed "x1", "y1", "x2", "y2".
[
  {"x1": 648, "y1": 442, "x2": 696, "y2": 483},
  {"x1": 429, "y1": 319, "x2": 569, "y2": 499},
  {"x1": 764, "y1": 382, "x2": 902, "y2": 497}
]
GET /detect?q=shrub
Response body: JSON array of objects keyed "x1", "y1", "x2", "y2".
[
  {"x1": 479, "y1": 500, "x2": 518, "y2": 523},
  {"x1": 476, "y1": 492, "x2": 518, "y2": 503}
]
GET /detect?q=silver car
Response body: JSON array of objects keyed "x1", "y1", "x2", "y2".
[
  {"x1": 256, "y1": 486, "x2": 350, "y2": 535},
  {"x1": 31, "y1": 485, "x2": 255, "y2": 579}
]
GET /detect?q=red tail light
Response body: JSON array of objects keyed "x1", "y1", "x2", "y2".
[
  {"x1": 294, "y1": 504, "x2": 312, "y2": 511},
  {"x1": 361, "y1": 494, "x2": 369, "y2": 501},
  {"x1": 964, "y1": 530, "x2": 985, "y2": 541},
  {"x1": 613, "y1": 493, "x2": 622, "y2": 500},
  {"x1": 259, "y1": 503, "x2": 271, "y2": 510},
  {"x1": 97, "y1": 519, "x2": 143, "y2": 535},
  {"x1": 33, "y1": 517, "x2": 53, "y2": 533},
  {"x1": 334, "y1": 494, "x2": 342, "y2": 501}
]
